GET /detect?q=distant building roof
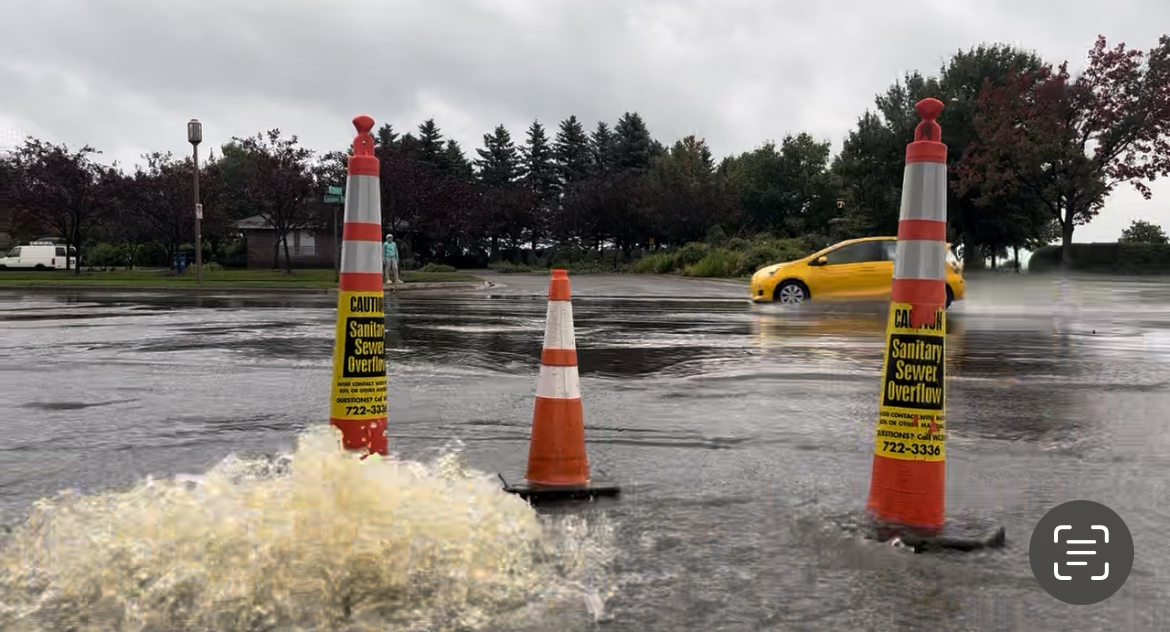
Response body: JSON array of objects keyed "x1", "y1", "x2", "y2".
[
  {"x1": 236, "y1": 214, "x2": 274, "y2": 230},
  {"x1": 236, "y1": 214, "x2": 412, "y2": 232}
]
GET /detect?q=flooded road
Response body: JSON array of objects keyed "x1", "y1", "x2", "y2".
[{"x1": 2, "y1": 272, "x2": 1170, "y2": 631}]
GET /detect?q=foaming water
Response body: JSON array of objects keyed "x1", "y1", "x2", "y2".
[{"x1": 0, "y1": 426, "x2": 616, "y2": 632}]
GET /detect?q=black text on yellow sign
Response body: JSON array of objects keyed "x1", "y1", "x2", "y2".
[
  {"x1": 330, "y1": 292, "x2": 388, "y2": 420},
  {"x1": 874, "y1": 303, "x2": 946, "y2": 462}
]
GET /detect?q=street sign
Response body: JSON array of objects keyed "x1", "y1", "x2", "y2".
[
  {"x1": 324, "y1": 195, "x2": 343, "y2": 204},
  {"x1": 195, "y1": 203, "x2": 203, "y2": 219},
  {"x1": 327, "y1": 186, "x2": 344, "y2": 196}
]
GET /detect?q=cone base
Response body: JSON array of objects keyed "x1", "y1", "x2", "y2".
[
  {"x1": 872, "y1": 525, "x2": 1006, "y2": 554},
  {"x1": 502, "y1": 480, "x2": 620, "y2": 503}
]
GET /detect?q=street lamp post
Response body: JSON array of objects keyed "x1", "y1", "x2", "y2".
[
  {"x1": 829, "y1": 199, "x2": 847, "y2": 246},
  {"x1": 187, "y1": 119, "x2": 203, "y2": 285}
]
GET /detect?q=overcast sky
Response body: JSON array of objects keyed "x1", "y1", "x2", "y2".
[{"x1": 1, "y1": 0, "x2": 1167, "y2": 242}]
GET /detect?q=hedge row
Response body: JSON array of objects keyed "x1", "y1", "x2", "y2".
[{"x1": 1029, "y1": 243, "x2": 1170, "y2": 274}]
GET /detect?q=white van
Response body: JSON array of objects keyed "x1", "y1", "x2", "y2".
[{"x1": 0, "y1": 241, "x2": 78, "y2": 270}]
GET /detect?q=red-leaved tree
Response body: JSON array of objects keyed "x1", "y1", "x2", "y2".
[
  {"x1": 956, "y1": 35, "x2": 1170, "y2": 256},
  {"x1": 9, "y1": 138, "x2": 122, "y2": 273}
]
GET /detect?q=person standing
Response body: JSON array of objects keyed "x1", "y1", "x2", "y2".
[{"x1": 383, "y1": 233, "x2": 400, "y2": 284}]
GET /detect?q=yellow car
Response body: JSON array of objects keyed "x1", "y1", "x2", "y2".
[{"x1": 749, "y1": 236, "x2": 966, "y2": 308}]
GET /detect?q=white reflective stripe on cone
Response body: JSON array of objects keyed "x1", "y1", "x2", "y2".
[
  {"x1": 343, "y1": 175, "x2": 381, "y2": 224},
  {"x1": 898, "y1": 163, "x2": 948, "y2": 221},
  {"x1": 340, "y1": 240, "x2": 384, "y2": 274},
  {"x1": 543, "y1": 301, "x2": 577, "y2": 351},
  {"x1": 893, "y1": 239, "x2": 949, "y2": 281},
  {"x1": 536, "y1": 364, "x2": 582, "y2": 399}
]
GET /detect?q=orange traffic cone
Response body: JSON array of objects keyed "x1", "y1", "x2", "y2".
[
  {"x1": 328, "y1": 114, "x2": 388, "y2": 457},
  {"x1": 867, "y1": 98, "x2": 949, "y2": 535},
  {"x1": 502, "y1": 269, "x2": 620, "y2": 502}
]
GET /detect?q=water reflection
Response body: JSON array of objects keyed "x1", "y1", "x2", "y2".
[{"x1": 397, "y1": 296, "x2": 752, "y2": 379}]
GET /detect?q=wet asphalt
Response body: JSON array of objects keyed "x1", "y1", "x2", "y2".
[{"x1": 3, "y1": 271, "x2": 1170, "y2": 631}]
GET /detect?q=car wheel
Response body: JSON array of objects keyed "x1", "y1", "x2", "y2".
[
  {"x1": 945, "y1": 285, "x2": 954, "y2": 310},
  {"x1": 775, "y1": 280, "x2": 809, "y2": 305},
  {"x1": 34, "y1": 264, "x2": 45, "y2": 270}
]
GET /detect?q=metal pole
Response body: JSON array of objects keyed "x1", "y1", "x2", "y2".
[
  {"x1": 193, "y1": 144, "x2": 203, "y2": 285},
  {"x1": 333, "y1": 206, "x2": 340, "y2": 283}
]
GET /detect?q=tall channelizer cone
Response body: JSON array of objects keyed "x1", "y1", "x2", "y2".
[
  {"x1": 328, "y1": 115, "x2": 389, "y2": 457},
  {"x1": 866, "y1": 98, "x2": 950, "y2": 535},
  {"x1": 502, "y1": 269, "x2": 620, "y2": 502}
]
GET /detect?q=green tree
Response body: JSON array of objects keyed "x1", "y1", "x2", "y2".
[
  {"x1": 612, "y1": 112, "x2": 656, "y2": 172},
  {"x1": 475, "y1": 124, "x2": 521, "y2": 188},
  {"x1": 1119, "y1": 219, "x2": 1169, "y2": 244},
  {"x1": 224, "y1": 130, "x2": 317, "y2": 271},
  {"x1": 553, "y1": 115, "x2": 592, "y2": 186},
  {"x1": 442, "y1": 139, "x2": 473, "y2": 181},
  {"x1": 474, "y1": 125, "x2": 530, "y2": 255},
  {"x1": 8, "y1": 138, "x2": 121, "y2": 273},
  {"x1": 520, "y1": 120, "x2": 559, "y2": 246},
  {"x1": 644, "y1": 135, "x2": 737, "y2": 244},
  {"x1": 414, "y1": 119, "x2": 445, "y2": 170},
  {"x1": 589, "y1": 121, "x2": 616, "y2": 174},
  {"x1": 776, "y1": 133, "x2": 838, "y2": 237},
  {"x1": 374, "y1": 124, "x2": 400, "y2": 151},
  {"x1": 833, "y1": 45, "x2": 1045, "y2": 265},
  {"x1": 721, "y1": 133, "x2": 834, "y2": 236},
  {"x1": 833, "y1": 73, "x2": 939, "y2": 238}
]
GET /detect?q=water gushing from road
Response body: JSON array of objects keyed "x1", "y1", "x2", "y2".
[{"x1": 0, "y1": 425, "x2": 616, "y2": 631}]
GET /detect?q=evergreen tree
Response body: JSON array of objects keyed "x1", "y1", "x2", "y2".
[
  {"x1": 415, "y1": 119, "x2": 445, "y2": 170},
  {"x1": 521, "y1": 120, "x2": 559, "y2": 204},
  {"x1": 554, "y1": 115, "x2": 592, "y2": 186},
  {"x1": 374, "y1": 124, "x2": 400, "y2": 151},
  {"x1": 613, "y1": 112, "x2": 655, "y2": 172},
  {"x1": 589, "y1": 121, "x2": 615, "y2": 175},
  {"x1": 475, "y1": 124, "x2": 520, "y2": 188},
  {"x1": 443, "y1": 139, "x2": 473, "y2": 181}
]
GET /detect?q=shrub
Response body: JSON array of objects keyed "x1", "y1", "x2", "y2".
[
  {"x1": 684, "y1": 248, "x2": 742, "y2": 277},
  {"x1": 1030, "y1": 243, "x2": 1170, "y2": 274},
  {"x1": 418, "y1": 262, "x2": 457, "y2": 273},
  {"x1": 488, "y1": 261, "x2": 536, "y2": 273},
  {"x1": 705, "y1": 225, "x2": 728, "y2": 246},
  {"x1": 632, "y1": 252, "x2": 676, "y2": 274},
  {"x1": 673, "y1": 242, "x2": 710, "y2": 267}
]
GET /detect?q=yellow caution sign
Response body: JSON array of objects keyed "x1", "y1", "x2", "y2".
[
  {"x1": 873, "y1": 302, "x2": 946, "y2": 462},
  {"x1": 329, "y1": 291, "x2": 388, "y2": 420}
]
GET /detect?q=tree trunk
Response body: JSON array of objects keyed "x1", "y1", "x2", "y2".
[
  {"x1": 272, "y1": 234, "x2": 281, "y2": 270},
  {"x1": 72, "y1": 226, "x2": 82, "y2": 275},
  {"x1": 1012, "y1": 246, "x2": 1020, "y2": 272},
  {"x1": 962, "y1": 233, "x2": 984, "y2": 270},
  {"x1": 1060, "y1": 215, "x2": 1075, "y2": 267},
  {"x1": 283, "y1": 235, "x2": 293, "y2": 273}
]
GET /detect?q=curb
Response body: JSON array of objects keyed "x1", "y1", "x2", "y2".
[{"x1": 0, "y1": 280, "x2": 491, "y2": 295}]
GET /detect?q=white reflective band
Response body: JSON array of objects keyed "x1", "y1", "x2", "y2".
[
  {"x1": 898, "y1": 163, "x2": 947, "y2": 221},
  {"x1": 535, "y1": 364, "x2": 582, "y2": 399},
  {"x1": 543, "y1": 301, "x2": 577, "y2": 351},
  {"x1": 344, "y1": 175, "x2": 381, "y2": 224},
  {"x1": 340, "y1": 240, "x2": 383, "y2": 274},
  {"x1": 893, "y1": 239, "x2": 948, "y2": 280}
]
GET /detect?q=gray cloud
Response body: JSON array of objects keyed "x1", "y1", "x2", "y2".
[{"x1": 2, "y1": 0, "x2": 1167, "y2": 240}]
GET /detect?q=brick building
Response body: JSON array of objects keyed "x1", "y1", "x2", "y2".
[{"x1": 236, "y1": 215, "x2": 337, "y2": 269}]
